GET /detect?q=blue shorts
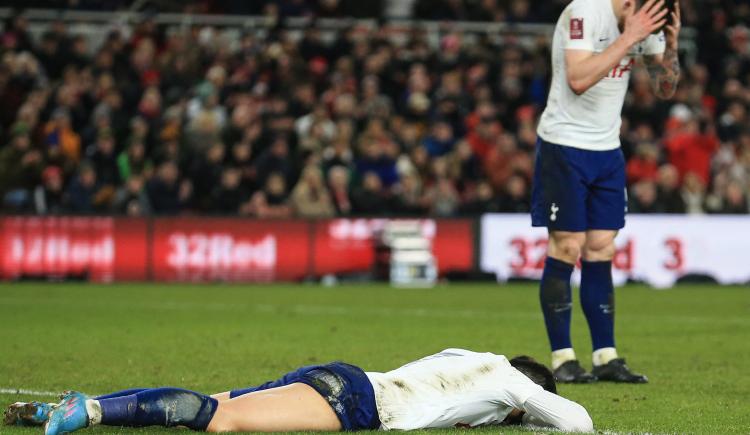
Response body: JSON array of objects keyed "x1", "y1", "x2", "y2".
[
  {"x1": 531, "y1": 138, "x2": 626, "y2": 232},
  {"x1": 229, "y1": 362, "x2": 380, "y2": 431}
]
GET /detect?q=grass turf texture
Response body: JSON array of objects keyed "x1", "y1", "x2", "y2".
[{"x1": 1, "y1": 283, "x2": 748, "y2": 435}]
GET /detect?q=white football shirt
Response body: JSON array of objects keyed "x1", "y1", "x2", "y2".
[
  {"x1": 537, "y1": 0, "x2": 666, "y2": 150},
  {"x1": 366, "y1": 348, "x2": 593, "y2": 431}
]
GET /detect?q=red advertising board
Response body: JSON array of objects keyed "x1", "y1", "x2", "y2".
[
  {"x1": 0, "y1": 217, "x2": 474, "y2": 283},
  {"x1": 112, "y1": 218, "x2": 148, "y2": 281},
  {"x1": 314, "y1": 219, "x2": 474, "y2": 276},
  {"x1": 151, "y1": 218, "x2": 311, "y2": 282},
  {"x1": 0, "y1": 216, "x2": 147, "y2": 282}
]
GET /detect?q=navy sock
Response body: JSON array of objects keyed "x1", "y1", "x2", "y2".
[
  {"x1": 98, "y1": 388, "x2": 218, "y2": 430},
  {"x1": 95, "y1": 388, "x2": 148, "y2": 400},
  {"x1": 580, "y1": 260, "x2": 615, "y2": 350},
  {"x1": 539, "y1": 256, "x2": 575, "y2": 351}
]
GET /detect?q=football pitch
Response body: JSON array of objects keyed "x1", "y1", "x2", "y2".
[{"x1": 1, "y1": 282, "x2": 748, "y2": 434}]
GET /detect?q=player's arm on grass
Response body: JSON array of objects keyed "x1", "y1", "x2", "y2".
[
  {"x1": 643, "y1": 1, "x2": 682, "y2": 99},
  {"x1": 566, "y1": 0, "x2": 668, "y2": 95},
  {"x1": 520, "y1": 390, "x2": 594, "y2": 432}
]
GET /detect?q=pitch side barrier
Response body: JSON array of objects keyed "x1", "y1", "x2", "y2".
[
  {"x1": 2, "y1": 215, "x2": 748, "y2": 286},
  {"x1": 0, "y1": 216, "x2": 474, "y2": 283},
  {"x1": 480, "y1": 214, "x2": 750, "y2": 288}
]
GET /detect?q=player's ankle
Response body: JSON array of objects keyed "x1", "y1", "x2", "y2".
[
  {"x1": 592, "y1": 347, "x2": 618, "y2": 366},
  {"x1": 551, "y1": 348, "x2": 577, "y2": 370},
  {"x1": 85, "y1": 399, "x2": 102, "y2": 426}
]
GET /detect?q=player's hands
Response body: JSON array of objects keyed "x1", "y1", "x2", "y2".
[
  {"x1": 664, "y1": 0, "x2": 681, "y2": 50},
  {"x1": 622, "y1": 0, "x2": 669, "y2": 46}
]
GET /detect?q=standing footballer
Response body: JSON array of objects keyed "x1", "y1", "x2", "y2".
[{"x1": 532, "y1": 0, "x2": 681, "y2": 383}]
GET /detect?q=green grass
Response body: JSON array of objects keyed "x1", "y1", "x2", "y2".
[{"x1": 1, "y1": 283, "x2": 749, "y2": 434}]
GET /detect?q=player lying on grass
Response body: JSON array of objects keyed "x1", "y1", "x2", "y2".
[{"x1": 5, "y1": 348, "x2": 593, "y2": 434}]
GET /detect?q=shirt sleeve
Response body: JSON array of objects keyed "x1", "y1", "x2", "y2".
[
  {"x1": 641, "y1": 31, "x2": 666, "y2": 56},
  {"x1": 564, "y1": 0, "x2": 598, "y2": 51},
  {"x1": 520, "y1": 391, "x2": 594, "y2": 432}
]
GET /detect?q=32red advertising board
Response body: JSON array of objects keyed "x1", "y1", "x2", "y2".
[
  {"x1": 150, "y1": 218, "x2": 310, "y2": 282},
  {"x1": 0, "y1": 217, "x2": 474, "y2": 282},
  {"x1": 0, "y1": 216, "x2": 147, "y2": 282}
]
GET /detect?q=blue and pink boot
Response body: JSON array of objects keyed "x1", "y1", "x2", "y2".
[{"x1": 44, "y1": 391, "x2": 90, "y2": 435}]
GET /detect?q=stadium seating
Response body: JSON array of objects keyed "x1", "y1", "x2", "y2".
[{"x1": 0, "y1": 1, "x2": 748, "y2": 217}]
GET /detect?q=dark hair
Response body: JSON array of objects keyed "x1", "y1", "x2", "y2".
[{"x1": 509, "y1": 355, "x2": 557, "y2": 394}]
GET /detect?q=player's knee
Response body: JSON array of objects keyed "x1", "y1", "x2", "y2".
[
  {"x1": 549, "y1": 237, "x2": 583, "y2": 263},
  {"x1": 582, "y1": 231, "x2": 617, "y2": 260},
  {"x1": 583, "y1": 240, "x2": 615, "y2": 260}
]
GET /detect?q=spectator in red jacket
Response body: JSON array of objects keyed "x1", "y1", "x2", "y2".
[
  {"x1": 664, "y1": 117, "x2": 720, "y2": 185},
  {"x1": 626, "y1": 142, "x2": 660, "y2": 184}
]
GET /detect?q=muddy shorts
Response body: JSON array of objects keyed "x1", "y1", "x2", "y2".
[{"x1": 229, "y1": 362, "x2": 380, "y2": 431}]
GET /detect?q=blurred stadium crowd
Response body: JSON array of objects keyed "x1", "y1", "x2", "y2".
[{"x1": 1, "y1": 0, "x2": 749, "y2": 217}]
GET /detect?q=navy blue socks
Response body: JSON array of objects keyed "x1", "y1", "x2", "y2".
[
  {"x1": 539, "y1": 256, "x2": 575, "y2": 351},
  {"x1": 94, "y1": 388, "x2": 148, "y2": 400},
  {"x1": 98, "y1": 388, "x2": 218, "y2": 430},
  {"x1": 580, "y1": 260, "x2": 616, "y2": 350}
]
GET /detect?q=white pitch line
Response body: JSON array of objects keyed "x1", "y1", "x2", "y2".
[{"x1": 0, "y1": 388, "x2": 60, "y2": 397}]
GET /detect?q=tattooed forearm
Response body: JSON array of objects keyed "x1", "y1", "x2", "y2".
[{"x1": 646, "y1": 48, "x2": 681, "y2": 99}]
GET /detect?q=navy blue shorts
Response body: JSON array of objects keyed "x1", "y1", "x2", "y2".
[
  {"x1": 531, "y1": 138, "x2": 626, "y2": 232},
  {"x1": 229, "y1": 362, "x2": 380, "y2": 431}
]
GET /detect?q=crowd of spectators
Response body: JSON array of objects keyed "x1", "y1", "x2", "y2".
[{"x1": 0, "y1": 0, "x2": 749, "y2": 218}]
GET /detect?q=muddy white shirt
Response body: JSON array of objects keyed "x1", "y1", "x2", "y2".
[
  {"x1": 366, "y1": 348, "x2": 593, "y2": 432},
  {"x1": 537, "y1": 0, "x2": 665, "y2": 150}
]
